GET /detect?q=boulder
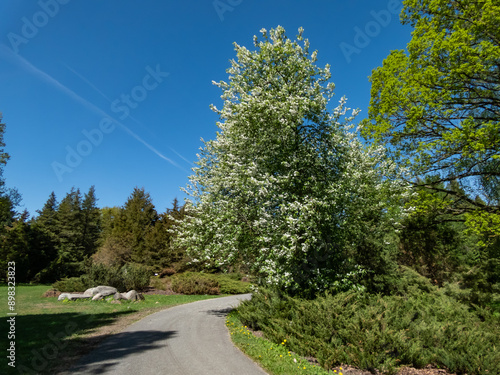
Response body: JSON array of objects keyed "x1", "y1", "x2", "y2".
[
  {"x1": 124, "y1": 290, "x2": 144, "y2": 301},
  {"x1": 83, "y1": 286, "x2": 117, "y2": 297},
  {"x1": 111, "y1": 290, "x2": 144, "y2": 301},
  {"x1": 58, "y1": 293, "x2": 91, "y2": 301},
  {"x1": 58, "y1": 293, "x2": 70, "y2": 301},
  {"x1": 92, "y1": 293, "x2": 104, "y2": 301},
  {"x1": 113, "y1": 292, "x2": 125, "y2": 300}
]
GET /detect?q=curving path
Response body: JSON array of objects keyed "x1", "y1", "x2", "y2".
[{"x1": 66, "y1": 294, "x2": 268, "y2": 374}]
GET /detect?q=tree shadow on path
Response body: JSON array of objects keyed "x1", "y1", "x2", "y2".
[{"x1": 67, "y1": 329, "x2": 177, "y2": 374}]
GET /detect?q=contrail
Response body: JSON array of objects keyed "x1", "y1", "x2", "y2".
[
  {"x1": 169, "y1": 147, "x2": 196, "y2": 167},
  {"x1": 63, "y1": 62, "x2": 157, "y2": 138},
  {"x1": 62, "y1": 62, "x2": 112, "y2": 102},
  {"x1": 0, "y1": 44, "x2": 182, "y2": 170},
  {"x1": 62, "y1": 61, "x2": 193, "y2": 170}
]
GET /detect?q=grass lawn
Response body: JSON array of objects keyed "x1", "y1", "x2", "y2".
[{"x1": 0, "y1": 285, "x2": 222, "y2": 375}]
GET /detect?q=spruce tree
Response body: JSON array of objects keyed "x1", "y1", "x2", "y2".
[{"x1": 81, "y1": 186, "x2": 101, "y2": 257}]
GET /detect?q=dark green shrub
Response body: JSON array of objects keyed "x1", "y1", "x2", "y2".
[
  {"x1": 121, "y1": 263, "x2": 151, "y2": 291},
  {"x1": 52, "y1": 277, "x2": 87, "y2": 292},
  {"x1": 238, "y1": 288, "x2": 500, "y2": 374},
  {"x1": 159, "y1": 267, "x2": 176, "y2": 277},
  {"x1": 212, "y1": 274, "x2": 252, "y2": 294},
  {"x1": 82, "y1": 263, "x2": 122, "y2": 289},
  {"x1": 171, "y1": 272, "x2": 220, "y2": 295},
  {"x1": 81, "y1": 262, "x2": 151, "y2": 292}
]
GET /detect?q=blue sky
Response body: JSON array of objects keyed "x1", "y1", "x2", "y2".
[{"x1": 0, "y1": 0, "x2": 412, "y2": 216}]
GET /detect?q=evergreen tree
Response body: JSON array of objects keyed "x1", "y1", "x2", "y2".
[
  {"x1": 28, "y1": 192, "x2": 61, "y2": 282},
  {"x1": 0, "y1": 210, "x2": 58, "y2": 283},
  {"x1": 144, "y1": 198, "x2": 187, "y2": 270},
  {"x1": 35, "y1": 192, "x2": 59, "y2": 242},
  {"x1": 95, "y1": 187, "x2": 157, "y2": 265},
  {"x1": 0, "y1": 113, "x2": 20, "y2": 228},
  {"x1": 81, "y1": 186, "x2": 101, "y2": 257},
  {"x1": 120, "y1": 187, "x2": 158, "y2": 262}
]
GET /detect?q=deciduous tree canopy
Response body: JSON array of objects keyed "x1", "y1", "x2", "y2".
[{"x1": 362, "y1": 0, "x2": 500, "y2": 239}]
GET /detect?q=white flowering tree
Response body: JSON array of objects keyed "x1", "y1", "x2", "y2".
[{"x1": 175, "y1": 26, "x2": 408, "y2": 295}]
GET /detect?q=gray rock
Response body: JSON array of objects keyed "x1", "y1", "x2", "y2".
[
  {"x1": 113, "y1": 292, "x2": 125, "y2": 300},
  {"x1": 124, "y1": 290, "x2": 144, "y2": 301},
  {"x1": 92, "y1": 293, "x2": 104, "y2": 301},
  {"x1": 58, "y1": 293, "x2": 91, "y2": 301},
  {"x1": 84, "y1": 286, "x2": 117, "y2": 297},
  {"x1": 58, "y1": 293, "x2": 70, "y2": 301}
]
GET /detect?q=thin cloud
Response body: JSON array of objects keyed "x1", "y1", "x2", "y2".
[
  {"x1": 62, "y1": 62, "x2": 112, "y2": 102},
  {"x1": 169, "y1": 147, "x2": 196, "y2": 168},
  {"x1": 1, "y1": 44, "x2": 182, "y2": 170}
]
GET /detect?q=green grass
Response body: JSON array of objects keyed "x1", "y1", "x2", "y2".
[
  {"x1": 226, "y1": 311, "x2": 333, "y2": 375},
  {"x1": 0, "y1": 285, "x2": 222, "y2": 375}
]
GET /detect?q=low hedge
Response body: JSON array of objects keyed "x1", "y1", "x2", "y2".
[{"x1": 238, "y1": 288, "x2": 500, "y2": 374}]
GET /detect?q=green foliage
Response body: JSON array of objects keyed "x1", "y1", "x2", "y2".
[
  {"x1": 0, "y1": 113, "x2": 21, "y2": 229},
  {"x1": 397, "y1": 188, "x2": 473, "y2": 285},
  {"x1": 120, "y1": 263, "x2": 151, "y2": 291},
  {"x1": 238, "y1": 289, "x2": 500, "y2": 374},
  {"x1": 213, "y1": 273, "x2": 252, "y2": 294},
  {"x1": 52, "y1": 277, "x2": 87, "y2": 292},
  {"x1": 94, "y1": 194, "x2": 186, "y2": 272},
  {"x1": 94, "y1": 187, "x2": 158, "y2": 266},
  {"x1": 171, "y1": 272, "x2": 220, "y2": 295},
  {"x1": 159, "y1": 267, "x2": 176, "y2": 277},
  {"x1": 29, "y1": 186, "x2": 102, "y2": 282},
  {"x1": 81, "y1": 262, "x2": 151, "y2": 292},
  {"x1": 362, "y1": 0, "x2": 500, "y2": 237},
  {"x1": 149, "y1": 277, "x2": 167, "y2": 291},
  {"x1": 0, "y1": 211, "x2": 58, "y2": 283}
]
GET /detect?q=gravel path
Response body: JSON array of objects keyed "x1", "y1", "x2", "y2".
[{"x1": 66, "y1": 294, "x2": 268, "y2": 374}]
